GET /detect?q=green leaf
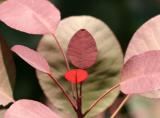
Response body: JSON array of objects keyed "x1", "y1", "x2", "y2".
[
  {"x1": 128, "y1": 95, "x2": 160, "y2": 118},
  {"x1": 0, "y1": 109, "x2": 6, "y2": 118},
  {"x1": 0, "y1": 0, "x2": 5, "y2": 3},
  {"x1": 36, "y1": 16, "x2": 123, "y2": 118}
]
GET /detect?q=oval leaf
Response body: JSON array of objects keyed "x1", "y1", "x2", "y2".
[
  {"x1": 65, "y1": 69, "x2": 88, "y2": 83},
  {"x1": 67, "y1": 29, "x2": 97, "y2": 69},
  {"x1": 37, "y1": 16, "x2": 123, "y2": 118},
  {"x1": 124, "y1": 15, "x2": 160, "y2": 98},
  {"x1": 121, "y1": 51, "x2": 160, "y2": 94},
  {"x1": 11, "y1": 45, "x2": 50, "y2": 74},
  {"x1": 0, "y1": 0, "x2": 60, "y2": 34},
  {"x1": 5, "y1": 99, "x2": 62, "y2": 118},
  {"x1": 0, "y1": 34, "x2": 15, "y2": 106}
]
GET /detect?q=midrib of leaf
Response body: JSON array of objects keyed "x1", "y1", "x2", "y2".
[{"x1": 15, "y1": 0, "x2": 54, "y2": 33}]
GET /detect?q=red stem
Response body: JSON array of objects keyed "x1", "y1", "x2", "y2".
[
  {"x1": 75, "y1": 71, "x2": 83, "y2": 118},
  {"x1": 79, "y1": 83, "x2": 82, "y2": 110},
  {"x1": 51, "y1": 33, "x2": 76, "y2": 99},
  {"x1": 48, "y1": 73, "x2": 77, "y2": 111}
]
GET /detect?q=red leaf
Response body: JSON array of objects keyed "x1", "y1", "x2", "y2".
[
  {"x1": 5, "y1": 99, "x2": 62, "y2": 118},
  {"x1": 0, "y1": 0, "x2": 60, "y2": 34},
  {"x1": 11, "y1": 45, "x2": 50, "y2": 74},
  {"x1": 65, "y1": 69, "x2": 88, "y2": 83},
  {"x1": 67, "y1": 29, "x2": 98, "y2": 69},
  {"x1": 120, "y1": 51, "x2": 160, "y2": 94}
]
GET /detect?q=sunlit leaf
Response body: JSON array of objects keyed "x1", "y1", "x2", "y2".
[
  {"x1": 121, "y1": 51, "x2": 160, "y2": 94},
  {"x1": 11, "y1": 45, "x2": 50, "y2": 74},
  {"x1": 67, "y1": 29, "x2": 97, "y2": 69},
  {"x1": 65, "y1": 69, "x2": 88, "y2": 83},
  {"x1": 37, "y1": 16, "x2": 123, "y2": 117},
  {"x1": 124, "y1": 15, "x2": 160, "y2": 98},
  {"x1": 0, "y1": 34, "x2": 15, "y2": 106},
  {"x1": 4, "y1": 99, "x2": 62, "y2": 118},
  {"x1": 0, "y1": 0, "x2": 60, "y2": 34}
]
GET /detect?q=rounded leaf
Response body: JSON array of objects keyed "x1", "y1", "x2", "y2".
[
  {"x1": 124, "y1": 15, "x2": 160, "y2": 98},
  {"x1": 65, "y1": 69, "x2": 88, "y2": 83},
  {"x1": 5, "y1": 99, "x2": 62, "y2": 118},
  {"x1": 37, "y1": 16, "x2": 123, "y2": 117},
  {"x1": 67, "y1": 29, "x2": 97, "y2": 69},
  {"x1": 121, "y1": 51, "x2": 160, "y2": 94},
  {"x1": 11, "y1": 45, "x2": 50, "y2": 74},
  {"x1": 0, "y1": 0, "x2": 60, "y2": 34}
]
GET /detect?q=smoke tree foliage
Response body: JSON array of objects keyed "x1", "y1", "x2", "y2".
[{"x1": 0, "y1": 0, "x2": 160, "y2": 118}]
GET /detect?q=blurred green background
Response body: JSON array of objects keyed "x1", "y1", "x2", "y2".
[{"x1": 0, "y1": 0, "x2": 160, "y2": 117}]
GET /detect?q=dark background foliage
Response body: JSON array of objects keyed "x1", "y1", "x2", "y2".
[{"x1": 0, "y1": 0, "x2": 160, "y2": 117}]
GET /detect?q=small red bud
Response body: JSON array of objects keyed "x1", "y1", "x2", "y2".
[{"x1": 65, "y1": 69, "x2": 88, "y2": 84}]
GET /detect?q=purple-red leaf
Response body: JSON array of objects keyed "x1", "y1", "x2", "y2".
[
  {"x1": 0, "y1": 0, "x2": 60, "y2": 34},
  {"x1": 65, "y1": 69, "x2": 88, "y2": 83},
  {"x1": 11, "y1": 45, "x2": 50, "y2": 74},
  {"x1": 5, "y1": 99, "x2": 62, "y2": 118},
  {"x1": 67, "y1": 29, "x2": 98, "y2": 69},
  {"x1": 120, "y1": 51, "x2": 160, "y2": 94}
]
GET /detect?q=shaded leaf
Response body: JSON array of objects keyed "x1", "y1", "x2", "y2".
[
  {"x1": 128, "y1": 95, "x2": 160, "y2": 118},
  {"x1": 65, "y1": 69, "x2": 88, "y2": 83},
  {"x1": 0, "y1": 34, "x2": 15, "y2": 106},
  {"x1": 37, "y1": 16, "x2": 123, "y2": 117},
  {"x1": 0, "y1": 109, "x2": 6, "y2": 118},
  {"x1": 67, "y1": 29, "x2": 97, "y2": 69},
  {"x1": 124, "y1": 15, "x2": 160, "y2": 98},
  {"x1": 0, "y1": 0, "x2": 60, "y2": 34},
  {"x1": 121, "y1": 51, "x2": 160, "y2": 94},
  {"x1": 4, "y1": 99, "x2": 62, "y2": 118},
  {"x1": 0, "y1": 0, "x2": 5, "y2": 3},
  {"x1": 11, "y1": 45, "x2": 50, "y2": 74}
]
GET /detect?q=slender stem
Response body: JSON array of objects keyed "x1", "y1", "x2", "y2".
[
  {"x1": 48, "y1": 73, "x2": 77, "y2": 111},
  {"x1": 76, "y1": 82, "x2": 79, "y2": 109},
  {"x1": 110, "y1": 95, "x2": 130, "y2": 118},
  {"x1": 79, "y1": 83, "x2": 83, "y2": 115},
  {"x1": 51, "y1": 33, "x2": 75, "y2": 99},
  {"x1": 79, "y1": 83, "x2": 82, "y2": 108},
  {"x1": 51, "y1": 33, "x2": 70, "y2": 70},
  {"x1": 83, "y1": 84, "x2": 120, "y2": 116},
  {"x1": 75, "y1": 70, "x2": 83, "y2": 118}
]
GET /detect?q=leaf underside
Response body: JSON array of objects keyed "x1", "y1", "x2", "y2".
[
  {"x1": 121, "y1": 51, "x2": 160, "y2": 94},
  {"x1": 124, "y1": 15, "x2": 160, "y2": 98},
  {"x1": 0, "y1": 0, "x2": 60, "y2": 34},
  {"x1": 4, "y1": 100, "x2": 62, "y2": 118}
]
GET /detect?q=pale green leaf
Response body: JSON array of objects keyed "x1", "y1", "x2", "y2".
[{"x1": 37, "y1": 16, "x2": 123, "y2": 118}]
